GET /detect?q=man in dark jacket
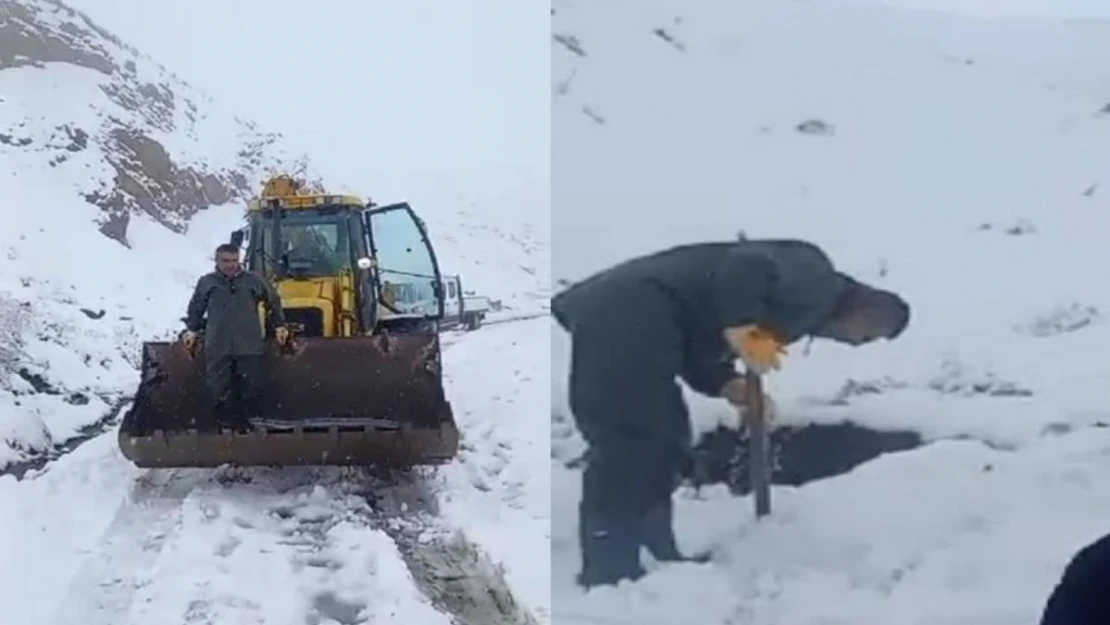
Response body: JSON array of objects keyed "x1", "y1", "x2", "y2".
[
  {"x1": 1039, "y1": 532, "x2": 1110, "y2": 625},
  {"x1": 182, "y1": 243, "x2": 290, "y2": 430},
  {"x1": 552, "y1": 238, "x2": 910, "y2": 588}
]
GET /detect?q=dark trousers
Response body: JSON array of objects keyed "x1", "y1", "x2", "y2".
[
  {"x1": 204, "y1": 354, "x2": 263, "y2": 424},
  {"x1": 1040, "y1": 532, "x2": 1110, "y2": 625},
  {"x1": 566, "y1": 295, "x2": 692, "y2": 587}
]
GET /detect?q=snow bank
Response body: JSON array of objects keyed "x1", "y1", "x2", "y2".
[
  {"x1": 552, "y1": 0, "x2": 1110, "y2": 621},
  {"x1": 0, "y1": 156, "x2": 246, "y2": 468},
  {"x1": 555, "y1": 428, "x2": 1110, "y2": 624},
  {"x1": 438, "y1": 317, "x2": 552, "y2": 623}
]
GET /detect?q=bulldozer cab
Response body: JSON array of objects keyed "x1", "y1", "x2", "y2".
[{"x1": 234, "y1": 199, "x2": 446, "y2": 336}]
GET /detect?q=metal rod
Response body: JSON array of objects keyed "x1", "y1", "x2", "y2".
[{"x1": 744, "y1": 369, "x2": 772, "y2": 517}]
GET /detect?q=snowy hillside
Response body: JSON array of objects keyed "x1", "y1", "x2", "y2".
[
  {"x1": 551, "y1": 0, "x2": 1110, "y2": 622},
  {"x1": 0, "y1": 0, "x2": 315, "y2": 467},
  {"x1": 0, "y1": 1, "x2": 550, "y2": 623}
]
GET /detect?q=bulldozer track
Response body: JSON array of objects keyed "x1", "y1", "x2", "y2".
[
  {"x1": 45, "y1": 464, "x2": 535, "y2": 625},
  {"x1": 362, "y1": 467, "x2": 539, "y2": 625}
]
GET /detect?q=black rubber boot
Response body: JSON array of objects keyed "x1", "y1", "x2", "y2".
[
  {"x1": 642, "y1": 499, "x2": 711, "y2": 564},
  {"x1": 576, "y1": 505, "x2": 647, "y2": 589},
  {"x1": 214, "y1": 398, "x2": 251, "y2": 433}
]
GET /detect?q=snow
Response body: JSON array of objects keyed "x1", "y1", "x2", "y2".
[
  {"x1": 552, "y1": 0, "x2": 1110, "y2": 622},
  {"x1": 2, "y1": 316, "x2": 549, "y2": 624},
  {"x1": 438, "y1": 318, "x2": 552, "y2": 621}
]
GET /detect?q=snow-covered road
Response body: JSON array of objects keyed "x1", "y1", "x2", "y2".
[{"x1": 0, "y1": 317, "x2": 550, "y2": 625}]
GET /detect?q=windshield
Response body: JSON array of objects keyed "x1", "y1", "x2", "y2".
[{"x1": 254, "y1": 210, "x2": 352, "y2": 277}]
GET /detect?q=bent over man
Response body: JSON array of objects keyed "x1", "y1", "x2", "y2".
[
  {"x1": 552, "y1": 238, "x2": 910, "y2": 588},
  {"x1": 182, "y1": 243, "x2": 290, "y2": 430}
]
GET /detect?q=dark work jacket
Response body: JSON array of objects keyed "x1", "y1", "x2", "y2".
[
  {"x1": 185, "y1": 269, "x2": 286, "y2": 358},
  {"x1": 551, "y1": 239, "x2": 851, "y2": 397}
]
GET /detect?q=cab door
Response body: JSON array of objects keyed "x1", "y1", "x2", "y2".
[{"x1": 362, "y1": 202, "x2": 445, "y2": 322}]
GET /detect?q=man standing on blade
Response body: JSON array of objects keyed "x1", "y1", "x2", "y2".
[
  {"x1": 181, "y1": 243, "x2": 290, "y2": 431},
  {"x1": 552, "y1": 238, "x2": 911, "y2": 588}
]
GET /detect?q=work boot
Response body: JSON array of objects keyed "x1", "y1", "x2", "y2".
[
  {"x1": 641, "y1": 499, "x2": 711, "y2": 564},
  {"x1": 577, "y1": 506, "x2": 647, "y2": 589},
  {"x1": 214, "y1": 400, "x2": 251, "y2": 432},
  {"x1": 199, "y1": 400, "x2": 230, "y2": 433}
]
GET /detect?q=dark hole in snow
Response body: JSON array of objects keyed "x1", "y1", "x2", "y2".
[
  {"x1": 1100, "y1": 101, "x2": 1110, "y2": 115},
  {"x1": 79, "y1": 307, "x2": 105, "y2": 320},
  {"x1": 689, "y1": 422, "x2": 924, "y2": 494}
]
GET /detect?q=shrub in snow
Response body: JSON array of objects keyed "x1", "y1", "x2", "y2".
[
  {"x1": 1017, "y1": 302, "x2": 1102, "y2": 338},
  {"x1": 0, "y1": 292, "x2": 31, "y2": 390}
]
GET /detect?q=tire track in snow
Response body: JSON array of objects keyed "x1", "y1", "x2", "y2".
[
  {"x1": 44, "y1": 465, "x2": 537, "y2": 625},
  {"x1": 362, "y1": 466, "x2": 540, "y2": 625}
]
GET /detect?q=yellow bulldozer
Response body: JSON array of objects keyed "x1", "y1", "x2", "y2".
[{"x1": 117, "y1": 175, "x2": 459, "y2": 468}]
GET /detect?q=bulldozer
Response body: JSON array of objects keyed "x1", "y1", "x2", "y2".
[{"x1": 117, "y1": 175, "x2": 459, "y2": 468}]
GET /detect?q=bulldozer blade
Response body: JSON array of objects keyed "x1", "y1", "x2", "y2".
[{"x1": 118, "y1": 335, "x2": 459, "y2": 468}]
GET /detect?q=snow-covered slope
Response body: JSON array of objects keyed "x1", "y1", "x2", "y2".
[
  {"x1": 61, "y1": 0, "x2": 552, "y2": 312},
  {"x1": 551, "y1": 0, "x2": 1110, "y2": 622},
  {"x1": 0, "y1": 0, "x2": 316, "y2": 467}
]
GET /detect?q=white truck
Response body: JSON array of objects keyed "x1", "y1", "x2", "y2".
[{"x1": 441, "y1": 274, "x2": 489, "y2": 331}]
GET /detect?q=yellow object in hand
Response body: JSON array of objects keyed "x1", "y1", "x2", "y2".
[{"x1": 723, "y1": 325, "x2": 785, "y2": 374}]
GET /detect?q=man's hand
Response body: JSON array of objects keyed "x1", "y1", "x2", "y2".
[
  {"x1": 723, "y1": 325, "x2": 785, "y2": 374},
  {"x1": 275, "y1": 326, "x2": 291, "y2": 346},
  {"x1": 180, "y1": 330, "x2": 197, "y2": 352},
  {"x1": 719, "y1": 377, "x2": 778, "y2": 427}
]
